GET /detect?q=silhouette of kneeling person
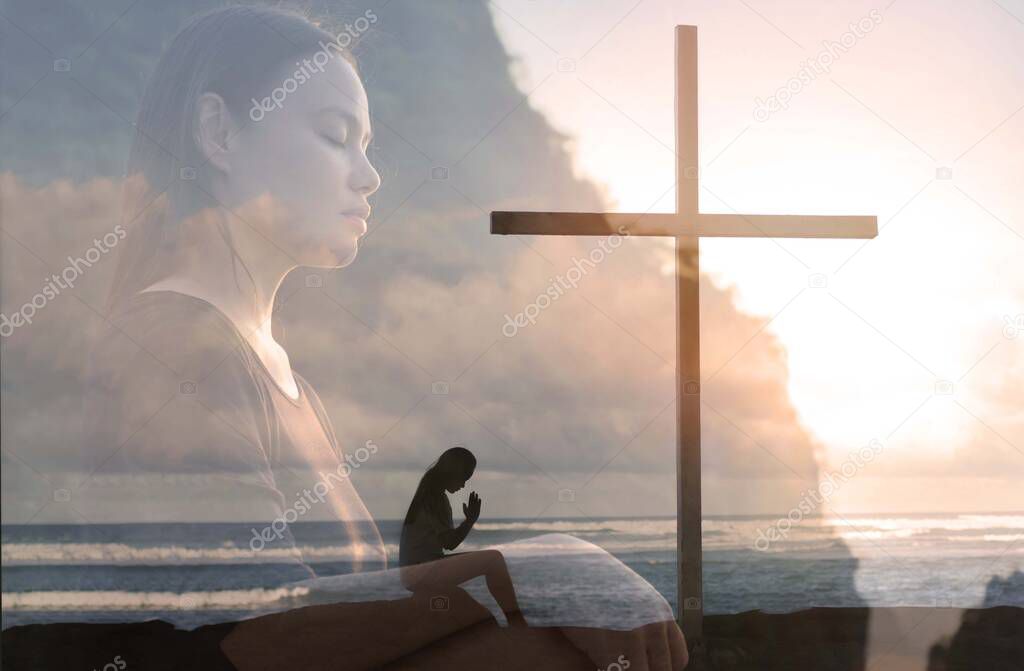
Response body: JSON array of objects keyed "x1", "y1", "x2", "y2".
[{"x1": 400, "y1": 447, "x2": 526, "y2": 627}]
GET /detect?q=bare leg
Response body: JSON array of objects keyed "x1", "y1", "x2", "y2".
[{"x1": 402, "y1": 550, "x2": 525, "y2": 625}]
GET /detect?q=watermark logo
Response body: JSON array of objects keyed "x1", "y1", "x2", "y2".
[
  {"x1": 92, "y1": 655, "x2": 127, "y2": 671},
  {"x1": 1, "y1": 225, "x2": 127, "y2": 338},
  {"x1": 754, "y1": 9, "x2": 883, "y2": 122},
  {"x1": 249, "y1": 440, "x2": 378, "y2": 551},
  {"x1": 1003, "y1": 314, "x2": 1023, "y2": 339},
  {"x1": 502, "y1": 225, "x2": 630, "y2": 337},
  {"x1": 600, "y1": 655, "x2": 631, "y2": 671},
  {"x1": 754, "y1": 439, "x2": 884, "y2": 551},
  {"x1": 249, "y1": 10, "x2": 378, "y2": 122}
]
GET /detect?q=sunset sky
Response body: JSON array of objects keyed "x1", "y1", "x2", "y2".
[
  {"x1": 1, "y1": 0, "x2": 1020, "y2": 523},
  {"x1": 489, "y1": 0, "x2": 1023, "y2": 514}
]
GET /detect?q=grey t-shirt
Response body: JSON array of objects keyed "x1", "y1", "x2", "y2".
[{"x1": 81, "y1": 289, "x2": 386, "y2": 579}]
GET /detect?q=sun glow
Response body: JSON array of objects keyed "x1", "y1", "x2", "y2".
[{"x1": 492, "y1": 0, "x2": 1023, "y2": 511}]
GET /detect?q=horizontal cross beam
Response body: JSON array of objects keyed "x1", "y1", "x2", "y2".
[{"x1": 492, "y1": 211, "x2": 878, "y2": 239}]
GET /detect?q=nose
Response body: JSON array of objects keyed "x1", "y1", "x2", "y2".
[{"x1": 351, "y1": 148, "x2": 381, "y2": 198}]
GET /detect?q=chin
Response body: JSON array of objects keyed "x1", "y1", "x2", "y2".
[
  {"x1": 298, "y1": 240, "x2": 360, "y2": 269},
  {"x1": 331, "y1": 246, "x2": 360, "y2": 268}
]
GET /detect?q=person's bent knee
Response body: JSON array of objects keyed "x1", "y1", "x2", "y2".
[{"x1": 480, "y1": 549, "x2": 510, "y2": 570}]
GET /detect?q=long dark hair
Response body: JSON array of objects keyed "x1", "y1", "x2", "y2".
[
  {"x1": 402, "y1": 447, "x2": 477, "y2": 527},
  {"x1": 107, "y1": 6, "x2": 360, "y2": 314}
]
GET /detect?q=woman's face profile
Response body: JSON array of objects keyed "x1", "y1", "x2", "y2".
[
  {"x1": 207, "y1": 54, "x2": 381, "y2": 269},
  {"x1": 444, "y1": 464, "x2": 473, "y2": 493}
]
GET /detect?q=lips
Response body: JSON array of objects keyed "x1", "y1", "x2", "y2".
[
  {"x1": 342, "y1": 207, "x2": 371, "y2": 220},
  {"x1": 340, "y1": 214, "x2": 368, "y2": 237},
  {"x1": 341, "y1": 208, "x2": 370, "y2": 236}
]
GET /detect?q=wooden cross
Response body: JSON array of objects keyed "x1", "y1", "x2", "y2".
[{"x1": 491, "y1": 26, "x2": 877, "y2": 641}]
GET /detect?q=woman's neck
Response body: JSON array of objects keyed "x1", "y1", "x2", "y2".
[{"x1": 143, "y1": 208, "x2": 295, "y2": 341}]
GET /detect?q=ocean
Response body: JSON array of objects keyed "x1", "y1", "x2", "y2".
[{"x1": 3, "y1": 513, "x2": 1022, "y2": 630}]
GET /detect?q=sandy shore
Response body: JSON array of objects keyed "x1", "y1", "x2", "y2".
[
  {"x1": 2, "y1": 605, "x2": 1020, "y2": 670},
  {"x1": 693, "y1": 606, "x2": 1023, "y2": 671}
]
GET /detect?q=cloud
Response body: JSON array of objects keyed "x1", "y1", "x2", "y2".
[
  {"x1": 3, "y1": 0, "x2": 1015, "y2": 524},
  {"x1": 3, "y1": 171, "x2": 831, "y2": 520},
  {"x1": 5, "y1": 166, "x2": 1017, "y2": 522}
]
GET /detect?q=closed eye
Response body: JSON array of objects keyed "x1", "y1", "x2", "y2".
[{"x1": 322, "y1": 134, "x2": 347, "y2": 148}]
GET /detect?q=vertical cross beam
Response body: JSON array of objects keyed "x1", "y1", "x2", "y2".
[
  {"x1": 675, "y1": 25, "x2": 703, "y2": 642},
  {"x1": 490, "y1": 23, "x2": 876, "y2": 649}
]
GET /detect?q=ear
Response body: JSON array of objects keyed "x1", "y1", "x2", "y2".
[{"x1": 195, "y1": 92, "x2": 237, "y2": 173}]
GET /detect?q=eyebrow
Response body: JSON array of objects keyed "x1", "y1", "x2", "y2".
[{"x1": 319, "y1": 107, "x2": 373, "y2": 145}]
